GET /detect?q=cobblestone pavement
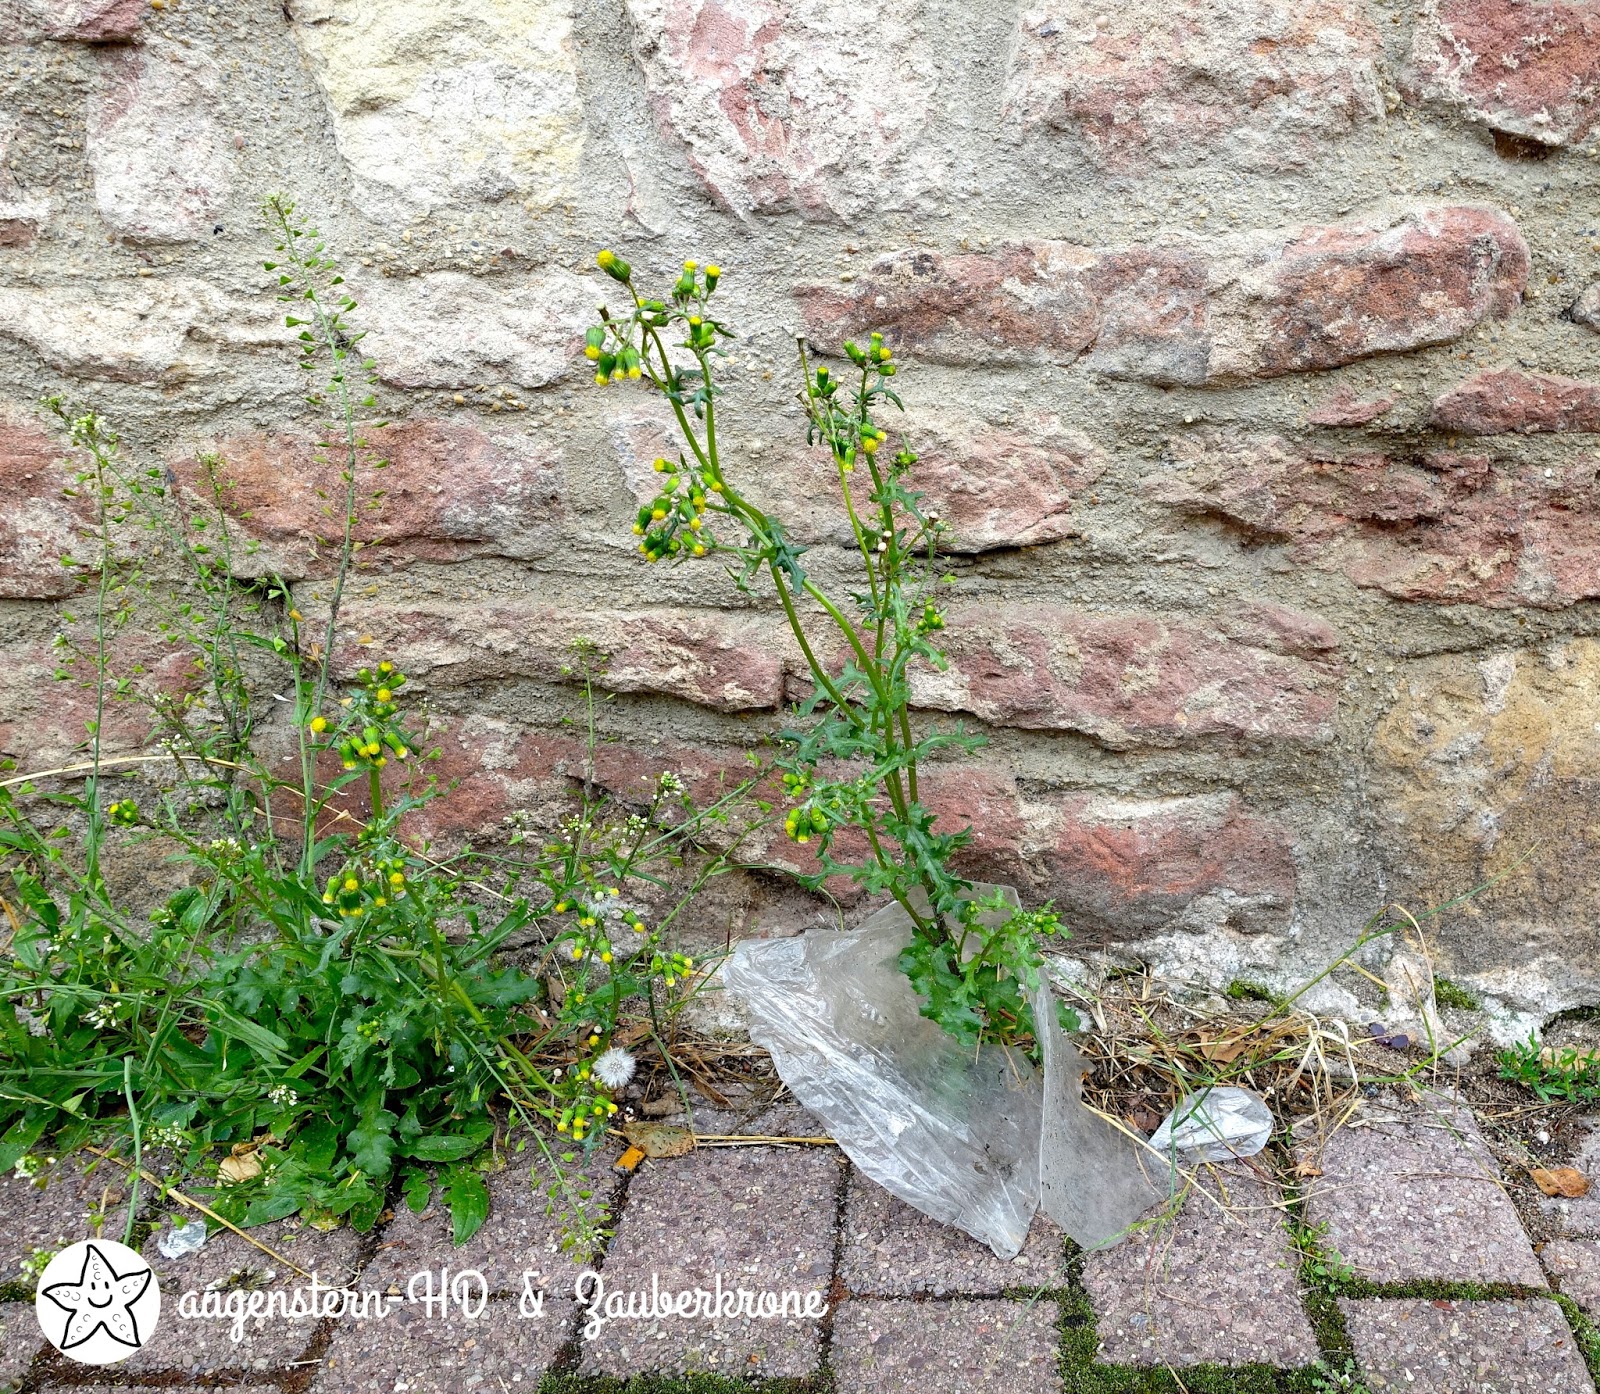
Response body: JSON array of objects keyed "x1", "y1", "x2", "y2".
[{"x1": 3, "y1": 1092, "x2": 1600, "y2": 1393}]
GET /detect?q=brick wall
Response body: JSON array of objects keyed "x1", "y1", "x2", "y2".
[{"x1": 2, "y1": 0, "x2": 1598, "y2": 1030}]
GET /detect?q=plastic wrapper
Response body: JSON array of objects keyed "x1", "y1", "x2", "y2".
[
  {"x1": 1149, "y1": 1087, "x2": 1273, "y2": 1163},
  {"x1": 156, "y1": 1218, "x2": 209, "y2": 1259},
  {"x1": 721, "y1": 892, "x2": 1171, "y2": 1258}
]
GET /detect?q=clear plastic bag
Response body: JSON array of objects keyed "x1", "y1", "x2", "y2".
[{"x1": 721, "y1": 893, "x2": 1171, "y2": 1258}]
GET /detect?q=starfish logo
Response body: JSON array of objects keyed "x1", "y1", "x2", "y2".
[{"x1": 34, "y1": 1239, "x2": 161, "y2": 1365}]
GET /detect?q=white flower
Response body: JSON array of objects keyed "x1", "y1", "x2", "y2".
[
  {"x1": 84, "y1": 1000, "x2": 117, "y2": 1030},
  {"x1": 267, "y1": 1084, "x2": 298, "y2": 1108},
  {"x1": 593, "y1": 1047, "x2": 637, "y2": 1090},
  {"x1": 656, "y1": 772, "x2": 684, "y2": 794}
]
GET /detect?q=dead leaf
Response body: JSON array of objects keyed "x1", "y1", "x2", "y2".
[
  {"x1": 621, "y1": 1121, "x2": 695, "y2": 1159},
  {"x1": 1531, "y1": 1167, "x2": 1590, "y2": 1198},
  {"x1": 218, "y1": 1152, "x2": 262, "y2": 1184},
  {"x1": 1293, "y1": 1158, "x2": 1323, "y2": 1179}
]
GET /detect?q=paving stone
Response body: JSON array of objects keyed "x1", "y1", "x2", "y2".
[
  {"x1": 362, "y1": 1148, "x2": 620, "y2": 1298},
  {"x1": 1082, "y1": 1162, "x2": 1317, "y2": 1368},
  {"x1": 1542, "y1": 1239, "x2": 1600, "y2": 1312},
  {"x1": 578, "y1": 1144, "x2": 838, "y2": 1378},
  {"x1": 840, "y1": 1168, "x2": 1066, "y2": 1296},
  {"x1": 0, "y1": 1304, "x2": 42, "y2": 1390},
  {"x1": 123, "y1": 1216, "x2": 363, "y2": 1375},
  {"x1": 831, "y1": 1298, "x2": 1061, "y2": 1394},
  {"x1": 313, "y1": 1298, "x2": 576, "y2": 1394},
  {"x1": 1300, "y1": 1095, "x2": 1544, "y2": 1286},
  {"x1": 0, "y1": 1154, "x2": 133, "y2": 1283},
  {"x1": 1342, "y1": 1297, "x2": 1595, "y2": 1394}
]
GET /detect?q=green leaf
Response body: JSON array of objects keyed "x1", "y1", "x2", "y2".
[
  {"x1": 347, "y1": 1103, "x2": 398, "y2": 1178},
  {"x1": 402, "y1": 1168, "x2": 432, "y2": 1214},
  {"x1": 444, "y1": 1167, "x2": 489, "y2": 1246},
  {"x1": 0, "y1": 1110, "x2": 49, "y2": 1171},
  {"x1": 401, "y1": 1132, "x2": 485, "y2": 1163}
]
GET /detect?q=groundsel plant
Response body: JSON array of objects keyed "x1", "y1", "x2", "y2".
[
  {"x1": 584, "y1": 251, "x2": 1072, "y2": 1049},
  {"x1": 0, "y1": 201, "x2": 758, "y2": 1257}
]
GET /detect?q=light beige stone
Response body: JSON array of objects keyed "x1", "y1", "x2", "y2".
[
  {"x1": 87, "y1": 39, "x2": 235, "y2": 243},
  {"x1": 1372, "y1": 640, "x2": 1600, "y2": 1015},
  {"x1": 287, "y1": 0, "x2": 585, "y2": 222},
  {"x1": 349, "y1": 268, "x2": 595, "y2": 389}
]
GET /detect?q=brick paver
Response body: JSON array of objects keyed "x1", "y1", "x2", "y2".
[
  {"x1": 1082, "y1": 1162, "x2": 1318, "y2": 1368},
  {"x1": 840, "y1": 1168, "x2": 1067, "y2": 1295},
  {"x1": 126, "y1": 1215, "x2": 364, "y2": 1375},
  {"x1": 577, "y1": 1143, "x2": 838, "y2": 1378},
  {"x1": 0, "y1": 1155, "x2": 133, "y2": 1285},
  {"x1": 0, "y1": 1304, "x2": 41, "y2": 1390},
  {"x1": 831, "y1": 1298, "x2": 1061, "y2": 1394},
  {"x1": 1300, "y1": 1095, "x2": 1545, "y2": 1286},
  {"x1": 313, "y1": 1299, "x2": 576, "y2": 1394},
  {"x1": 362, "y1": 1153, "x2": 619, "y2": 1298},
  {"x1": 1342, "y1": 1297, "x2": 1596, "y2": 1393}
]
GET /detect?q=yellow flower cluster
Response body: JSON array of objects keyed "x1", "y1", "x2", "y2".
[
  {"x1": 322, "y1": 856, "x2": 408, "y2": 919},
  {"x1": 635, "y1": 455, "x2": 718, "y2": 563},
  {"x1": 307, "y1": 660, "x2": 412, "y2": 771}
]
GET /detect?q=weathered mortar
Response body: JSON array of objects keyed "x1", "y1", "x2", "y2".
[{"x1": 1, "y1": 0, "x2": 1599, "y2": 1037}]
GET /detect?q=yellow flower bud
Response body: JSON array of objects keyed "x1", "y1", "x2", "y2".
[
  {"x1": 683, "y1": 260, "x2": 697, "y2": 272},
  {"x1": 344, "y1": 877, "x2": 358, "y2": 891},
  {"x1": 309, "y1": 716, "x2": 327, "y2": 733},
  {"x1": 377, "y1": 687, "x2": 392, "y2": 702}
]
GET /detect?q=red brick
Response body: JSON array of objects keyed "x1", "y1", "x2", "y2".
[
  {"x1": 916, "y1": 602, "x2": 1342, "y2": 749},
  {"x1": 1006, "y1": 0, "x2": 1382, "y2": 172},
  {"x1": 614, "y1": 405, "x2": 1106, "y2": 553},
  {"x1": 1431, "y1": 368, "x2": 1600, "y2": 434},
  {"x1": 170, "y1": 420, "x2": 566, "y2": 579},
  {"x1": 797, "y1": 243, "x2": 1098, "y2": 367},
  {"x1": 1, "y1": 0, "x2": 144, "y2": 41},
  {"x1": 1306, "y1": 387, "x2": 1396, "y2": 427},
  {"x1": 1150, "y1": 429, "x2": 1600, "y2": 610},
  {"x1": 314, "y1": 599, "x2": 786, "y2": 713},
  {"x1": 0, "y1": 632, "x2": 196, "y2": 770},
  {"x1": 394, "y1": 715, "x2": 1294, "y2": 944},
  {"x1": 0, "y1": 417, "x2": 92, "y2": 599},
  {"x1": 799, "y1": 205, "x2": 1528, "y2": 385},
  {"x1": 1406, "y1": 0, "x2": 1600, "y2": 147},
  {"x1": 1034, "y1": 792, "x2": 1297, "y2": 940}
]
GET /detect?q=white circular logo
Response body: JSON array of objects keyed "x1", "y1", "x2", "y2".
[{"x1": 34, "y1": 1239, "x2": 160, "y2": 1364}]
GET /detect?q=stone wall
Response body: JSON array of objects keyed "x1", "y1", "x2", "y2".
[{"x1": 2, "y1": 0, "x2": 1599, "y2": 1032}]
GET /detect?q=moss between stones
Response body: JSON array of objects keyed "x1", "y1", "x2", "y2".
[{"x1": 1431, "y1": 977, "x2": 1481, "y2": 1012}]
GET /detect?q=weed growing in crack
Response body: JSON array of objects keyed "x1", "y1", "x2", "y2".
[{"x1": 0, "y1": 200, "x2": 762, "y2": 1255}]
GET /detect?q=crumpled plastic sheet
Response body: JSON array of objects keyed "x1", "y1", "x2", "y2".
[
  {"x1": 1148, "y1": 1087, "x2": 1274, "y2": 1163},
  {"x1": 156, "y1": 1218, "x2": 209, "y2": 1259},
  {"x1": 720, "y1": 895, "x2": 1174, "y2": 1259}
]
